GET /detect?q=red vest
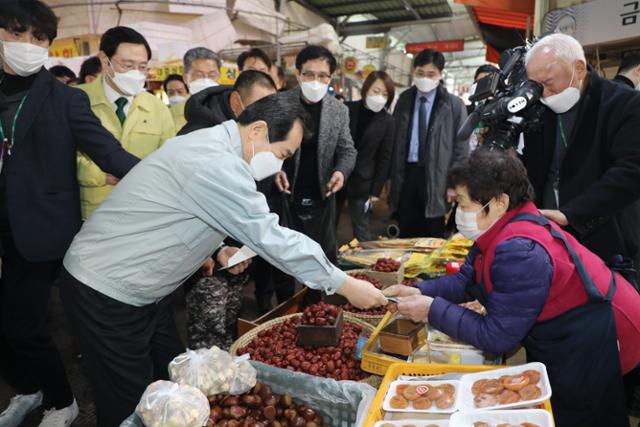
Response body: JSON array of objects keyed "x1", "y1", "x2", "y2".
[{"x1": 474, "y1": 202, "x2": 640, "y2": 374}]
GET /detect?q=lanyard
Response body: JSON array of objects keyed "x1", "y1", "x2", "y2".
[
  {"x1": 0, "y1": 75, "x2": 28, "y2": 156},
  {"x1": 558, "y1": 116, "x2": 569, "y2": 148}
]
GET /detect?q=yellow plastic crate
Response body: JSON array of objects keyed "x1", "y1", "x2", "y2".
[
  {"x1": 364, "y1": 362, "x2": 554, "y2": 426},
  {"x1": 361, "y1": 312, "x2": 426, "y2": 375}
]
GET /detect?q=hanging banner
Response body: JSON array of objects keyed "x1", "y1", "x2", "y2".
[
  {"x1": 49, "y1": 39, "x2": 80, "y2": 58},
  {"x1": 219, "y1": 66, "x2": 239, "y2": 85},
  {"x1": 543, "y1": 0, "x2": 639, "y2": 46},
  {"x1": 404, "y1": 39, "x2": 464, "y2": 54},
  {"x1": 343, "y1": 56, "x2": 358, "y2": 74},
  {"x1": 149, "y1": 64, "x2": 184, "y2": 81},
  {"x1": 366, "y1": 36, "x2": 386, "y2": 49}
]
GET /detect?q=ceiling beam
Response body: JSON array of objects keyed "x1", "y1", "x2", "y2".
[
  {"x1": 289, "y1": 0, "x2": 336, "y2": 24},
  {"x1": 399, "y1": 0, "x2": 422, "y2": 20},
  {"x1": 324, "y1": 4, "x2": 446, "y2": 17},
  {"x1": 339, "y1": 14, "x2": 452, "y2": 36}
]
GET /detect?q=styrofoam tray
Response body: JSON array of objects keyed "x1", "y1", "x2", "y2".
[
  {"x1": 458, "y1": 362, "x2": 551, "y2": 411},
  {"x1": 382, "y1": 380, "x2": 460, "y2": 414},
  {"x1": 449, "y1": 409, "x2": 553, "y2": 426},
  {"x1": 374, "y1": 420, "x2": 449, "y2": 427}
]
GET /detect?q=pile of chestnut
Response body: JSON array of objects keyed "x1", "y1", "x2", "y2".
[
  {"x1": 371, "y1": 257, "x2": 401, "y2": 272},
  {"x1": 207, "y1": 382, "x2": 329, "y2": 427},
  {"x1": 300, "y1": 302, "x2": 339, "y2": 326},
  {"x1": 238, "y1": 317, "x2": 367, "y2": 381}
]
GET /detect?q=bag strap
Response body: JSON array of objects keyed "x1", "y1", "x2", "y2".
[{"x1": 510, "y1": 212, "x2": 615, "y2": 303}]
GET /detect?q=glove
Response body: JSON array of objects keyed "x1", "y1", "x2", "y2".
[{"x1": 336, "y1": 275, "x2": 387, "y2": 309}]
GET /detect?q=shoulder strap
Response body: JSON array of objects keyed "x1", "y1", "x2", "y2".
[{"x1": 510, "y1": 213, "x2": 615, "y2": 303}]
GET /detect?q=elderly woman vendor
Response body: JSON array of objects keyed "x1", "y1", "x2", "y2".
[{"x1": 386, "y1": 149, "x2": 640, "y2": 426}]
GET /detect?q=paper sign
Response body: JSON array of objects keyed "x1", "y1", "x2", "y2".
[{"x1": 221, "y1": 246, "x2": 257, "y2": 270}]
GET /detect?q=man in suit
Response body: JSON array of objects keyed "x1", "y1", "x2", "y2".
[
  {"x1": 0, "y1": 2, "x2": 139, "y2": 426},
  {"x1": 276, "y1": 45, "x2": 357, "y2": 301},
  {"x1": 78, "y1": 26, "x2": 175, "y2": 219},
  {"x1": 523, "y1": 34, "x2": 640, "y2": 264},
  {"x1": 389, "y1": 48, "x2": 468, "y2": 238},
  {"x1": 613, "y1": 53, "x2": 640, "y2": 90}
]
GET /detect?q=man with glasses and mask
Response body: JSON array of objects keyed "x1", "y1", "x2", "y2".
[
  {"x1": 389, "y1": 48, "x2": 468, "y2": 238},
  {"x1": 275, "y1": 45, "x2": 357, "y2": 303},
  {"x1": 0, "y1": 2, "x2": 139, "y2": 425},
  {"x1": 78, "y1": 26, "x2": 175, "y2": 220},
  {"x1": 523, "y1": 33, "x2": 640, "y2": 269}
]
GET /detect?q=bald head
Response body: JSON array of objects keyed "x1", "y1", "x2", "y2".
[{"x1": 526, "y1": 33, "x2": 587, "y2": 99}]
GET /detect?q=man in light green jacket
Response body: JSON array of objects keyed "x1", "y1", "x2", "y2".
[{"x1": 78, "y1": 26, "x2": 175, "y2": 219}]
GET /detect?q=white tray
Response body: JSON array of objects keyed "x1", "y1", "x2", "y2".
[
  {"x1": 382, "y1": 380, "x2": 461, "y2": 414},
  {"x1": 374, "y1": 420, "x2": 449, "y2": 427},
  {"x1": 458, "y1": 362, "x2": 551, "y2": 411},
  {"x1": 449, "y1": 409, "x2": 553, "y2": 426}
]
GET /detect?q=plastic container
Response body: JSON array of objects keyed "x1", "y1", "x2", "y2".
[
  {"x1": 449, "y1": 409, "x2": 553, "y2": 426},
  {"x1": 363, "y1": 363, "x2": 554, "y2": 427},
  {"x1": 382, "y1": 380, "x2": 460, "y2": 414},
  {"x1": 457, "y1": 362, "x2": 551, "y2": 411},
  {"x1": 374, "y1": 420, "x2": 448, "y2": 427}
]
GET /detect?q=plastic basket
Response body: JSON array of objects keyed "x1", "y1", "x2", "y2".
[{"x1": 363, "y1": 362, "x2": 554, "y2": 427}]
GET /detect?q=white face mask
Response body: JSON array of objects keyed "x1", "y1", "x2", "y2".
[
  {"x1": 455, "y1": 201, "x2": 492, "y2": 241},
  {"x1": 365, "y1": 94, "x2": 387, "y2": 112},
  {"x1": 414, "y1": 77, "x2": 439, "y2": 93},
  {"x1": 540, "y1": 66, "x2": 581, "y2": 114},
  {"x1": 300, "y1": 80, "x2": 328, "y2": 103},
  {"x1": 249, "y1": 136, "x2": 283, "y2": 181},
  {"x1": 108, "y1": 60, "x2": 146, "y2": 96},
  {"x1": 168, "y1": 95, "x2": 186, "y2": 106},
  {"x1": 188, "y1": 78, "x2": 218, "y2": 95},
  {"x1": 1, "y1": 41, "x2": 49, "y2": 77}
]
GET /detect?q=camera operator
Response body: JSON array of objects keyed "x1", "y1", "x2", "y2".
[{"x1": 522, "y1": 33, "x2": 640, "y2": 266}]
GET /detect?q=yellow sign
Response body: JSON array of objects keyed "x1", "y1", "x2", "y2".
[
  {"x1": 149, "y1": 64, "x2": 184, "y2": 81},
  {"x1": 49, "y1": 39, "x2": 80, "y2": 58},
  {"x1": 344, "y1": 56, "x2": 358, "y2": 74},
  {"x1": 361, "y1": 64, "x2": 376, "y2": 78},
  {"x1": 219, "y1": 66, "x2": 239, "y2": 85},
  {"x1": 366, "y1": 36, "x2": 386, "y2": 49}
]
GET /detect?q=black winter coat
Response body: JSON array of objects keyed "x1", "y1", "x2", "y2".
[{"x1": 522, "y1": 71, "x2": 640, "y2": 261}]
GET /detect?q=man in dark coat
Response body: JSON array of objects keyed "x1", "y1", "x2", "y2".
[
  {"x1": 388, "y1": 48, "x2": 468, "y2": 238},
  {"x1": 523, "y1": 33, "x2": 640, "y2": 263}
]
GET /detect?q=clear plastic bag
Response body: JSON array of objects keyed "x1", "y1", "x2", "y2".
[
  {"x1": 135, "y1": 380, "x2": 209, "y2": 427},
  {"x1": 169, "y1": 346, "x2": 256, "y2": 396}
]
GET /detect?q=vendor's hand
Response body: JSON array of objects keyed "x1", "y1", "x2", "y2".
[
  {"x1": 336, "y1": 275, "x2": 387, "y2": 309},
  {"x1": 325, "y1": 171, "x2": 345, "y2": 197},
  {"x1": 540, "y1": 209, "x2": 569, "y2": 226},
  {"x1": 200, "y1": 257, "x2": 215, "y2": 277},
  {"x1": 275, "y1": 171, "x2": 291, "y2": 194},
  {"x1": 383, "y1": 284, "x2": 421, "y2": 298},
  {"x1": 106, "y1": 174, "x2": 120, "y2": 186},
  {"x1": 369, "y1": 196, "x2": 380, "y2": 204},
  {"x1": 397, "y1": 295, "x2": 434, "y2": 323},
  {"x1": 216, "y1": 247, "x2": 251, "y2": 275},
  {"x1": 446, "y1": 188, "x2": 457, "y2": 203}
]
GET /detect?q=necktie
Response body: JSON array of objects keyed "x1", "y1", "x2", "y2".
[
  {"x1": 115, "y1": 97, "x2": 128, "y2": 125},
  {"x1": 418, "y1": 96, "x2": 427, "y2": 164}
]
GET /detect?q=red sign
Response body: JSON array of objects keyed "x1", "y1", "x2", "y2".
[{"x1": 405, "y1": 39, "x2": 464, "y2": 54}]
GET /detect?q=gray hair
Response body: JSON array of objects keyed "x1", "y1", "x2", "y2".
[
  {"x1": 183, "y1": 47, "x2": 221, "y2": 73},
  {"x1": 525, "y1": 33, "x2": 586, "y2": 67}
]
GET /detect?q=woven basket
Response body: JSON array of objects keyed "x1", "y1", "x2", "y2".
[
  {"x1": 341, "y1": 310, "x2": 386, "y2": 327},
  {"x1": 230, "y1": 312, "x2": 373, "y2": 356}
]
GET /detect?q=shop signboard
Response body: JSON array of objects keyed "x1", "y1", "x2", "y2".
[
  {"x1": 404, "y1": 39, "x2": 464, "y2": 54},
  {"x1": 543, "y1": 0, "x2": 639, "y2": 46}
]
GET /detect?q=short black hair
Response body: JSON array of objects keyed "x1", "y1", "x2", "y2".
[
  {"x1": 413, "y1": 48, "x2": 445, "y2": 71},
  {"x1": 163, "y1": 74, "x2": 187, "y2": 93},
  {"x1": 361, "y1": 70, "x2": 395, "y2": 109},
  {"x1": 0, "y1": 0, "x2": 58, "y2": 43},
  {"x1": 618, "y1": 53, "x2": 640, "y2": 75},
  {"x1": 237, "y1": 48, "x2": 272, "y2": 71},
  {"x1": 238, "y1": 91, "x2": 310, "y2": 143},
  {"x1": 99, "y1": 26, "x2": 152, "y2": 61},
  {"x1": 474, "y1": 64, "x2": 499, "y2": 81},
  {"x1": 233, "y1": 70, "x2": 277, "y2": 99},
  {"x1": 295, "y1": 45, "x2": 337, "y2": 74},
  {"x1": 79, "y1": 56, "x2": 102, "y2": 84},
  {"x1": 49, "y1": 65, "x2": 76, "y2": 81},
  {"x1": 447, "y1": 148, "x2": 534, "y2": 212}
]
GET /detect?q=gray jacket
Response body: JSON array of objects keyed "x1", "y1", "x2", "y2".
[
  {"x1": 281, "y1": 87, "x2": 357, "y2": 199},
  {"x1": 389, "y1": 84, "x2": 468, "y2": 218}
]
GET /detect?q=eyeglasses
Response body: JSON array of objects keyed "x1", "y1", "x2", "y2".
[
  {"x1": 300, "y1": 71, "x2": 332, "y2": 83},
  {"x1": 109, "y1": 58, "x2": 149, "y2": 73}
]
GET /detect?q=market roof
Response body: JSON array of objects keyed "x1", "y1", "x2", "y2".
[{"x1": 291, "y1": 0, "x2": 454, "y2": 36}]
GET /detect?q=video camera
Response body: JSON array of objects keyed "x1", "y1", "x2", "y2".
[{"x1": 458, "y1": 45, "x2": 546, "y2": 151}]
